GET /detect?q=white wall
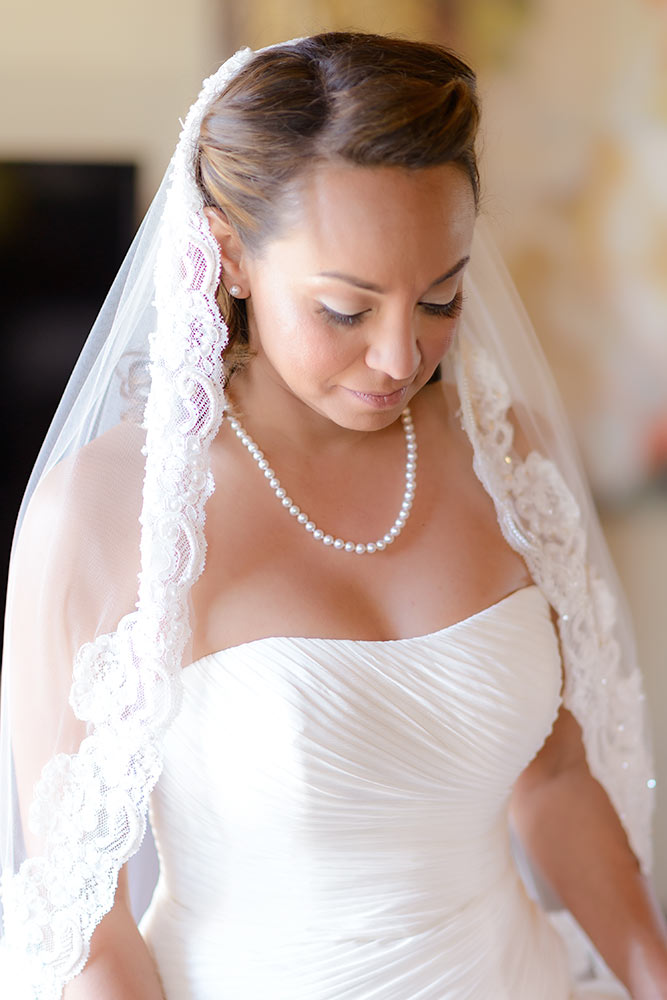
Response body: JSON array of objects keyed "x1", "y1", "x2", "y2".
[{"x1": 0, "y1": 0, "x2": 227, "y2": 209}]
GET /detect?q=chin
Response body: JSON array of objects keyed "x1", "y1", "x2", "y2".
[{"x1": 327, "y1": 396, "x2": 415, "y2": 435}]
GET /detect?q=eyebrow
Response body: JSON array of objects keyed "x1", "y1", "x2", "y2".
[{"x1": 316, "y1": 256, "x2": 470, "y2": 293}]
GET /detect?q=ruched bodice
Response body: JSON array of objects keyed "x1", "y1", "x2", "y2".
[{"x1": 140, "y1": 586, "x2": 606, "y2": 998}]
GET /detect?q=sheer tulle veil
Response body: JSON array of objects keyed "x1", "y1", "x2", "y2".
[{"x1": 0, "y1": 37, "x2": 655, "y2": 999}]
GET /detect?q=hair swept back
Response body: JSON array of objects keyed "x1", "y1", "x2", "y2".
[{"x1": 196, "y1": 31, "x2": 480, "y2": 373}]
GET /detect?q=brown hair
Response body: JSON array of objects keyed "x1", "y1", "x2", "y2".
[{"x1": 196, "y1": 31, "x2": 480, "y2": 371}]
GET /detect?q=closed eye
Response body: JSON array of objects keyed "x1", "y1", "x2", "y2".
[
  {"x1": 317, "y1": 290, "x2": 464, "y2": 328},
  {"x1": 317, "y1": 305, "x2": 369, "y2": 327},
  {"x1": 420, "y1": 291, "x2": 464, "y2": 319}
]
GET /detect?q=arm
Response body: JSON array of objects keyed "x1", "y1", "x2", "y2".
[
  {"x1": 511, "y1": 705, "x2": 667, "y2": 998},
  {"x1": 62, "y1": 867, "x2": 165, "y2": 1000},
  {"x1": 5, "y1": 431, "x2": 154, "y2": 997}
]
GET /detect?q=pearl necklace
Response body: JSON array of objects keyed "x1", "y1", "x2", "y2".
[{"x1": 226, "y1": 408, "x2": 417, "y2": 554}]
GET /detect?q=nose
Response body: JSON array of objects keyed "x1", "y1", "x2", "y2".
[{"x1": 364, "y1": 319, "x2": 421, "y2": 382}]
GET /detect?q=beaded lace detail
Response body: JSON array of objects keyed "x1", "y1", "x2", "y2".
[
  {"x1": 5, "y1": 334, "x2": 654, "y2": 1000},
  {"x1": 0, "y1": 47, "x2": 654, "y2": 999},
  {"x1": 1, "y1": 48, "x2": 254, "y2": 1000},
  {"x1": 455, "y1": 338, "x2": 654, "y2": 873}
]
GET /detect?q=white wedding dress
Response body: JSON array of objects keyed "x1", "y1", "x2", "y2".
[{"x1": 140, "y1": 585, "x2": 626, "y2": 999}]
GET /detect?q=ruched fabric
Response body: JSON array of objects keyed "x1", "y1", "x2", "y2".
[{"x1": 140, "y1": 586, "x2": 622, "y2": 999}]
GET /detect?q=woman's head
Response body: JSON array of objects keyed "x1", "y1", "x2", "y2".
[
  {"x1": 197, "y1": 33, "x2": 479, "y2": 247},
  {"x1": 195, "y1": 32, "x2": 480, "y2": 371},
  {"x1": 221, "y1": 161, "x2": 475, "y2": 434}
]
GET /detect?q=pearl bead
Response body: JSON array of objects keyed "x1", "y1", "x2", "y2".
[{"x1": 226, "y1": 407, "x2": 416, "y2": 555}]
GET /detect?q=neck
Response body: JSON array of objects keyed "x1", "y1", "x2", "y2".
[{"x1": 225, "y1": 358, "x2": 394, "y2": 458}]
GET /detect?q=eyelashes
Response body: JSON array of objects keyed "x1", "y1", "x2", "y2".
[
  {"x1": 317, "y1": 291, "x2": 465, "y2": 328},
  {"x1": 318, "y1": 307, "x2": 368, "y2": 327},
  {"x1": 420, "y1": 291, "x2": 465, "y2": 320}
]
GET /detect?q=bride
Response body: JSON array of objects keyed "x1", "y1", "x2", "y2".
[{"x1": 1, "y1": 30, "x2": 666, "y2": 1000}]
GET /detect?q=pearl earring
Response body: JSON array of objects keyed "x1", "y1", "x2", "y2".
[{"x1": 229, "y1": 284, "x2": 241, "y2": 297}]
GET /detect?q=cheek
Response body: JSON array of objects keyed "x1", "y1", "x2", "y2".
[
  {"x1": 250, "y1": 278, "x2": 299, "y2": 334},
  {"x1": 290, "y1": 319, "x2": 357, "y2": 379},
  {"x1": 252, "y1": 294, "x2": 349, "y2": 379},
  {"x1": 420, "y1": 318, "x2": 459, "y2": 367}
]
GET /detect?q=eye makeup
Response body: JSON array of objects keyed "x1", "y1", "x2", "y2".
[{"x1": 316, "y1": 290, "x2": 464, "y2": 327}]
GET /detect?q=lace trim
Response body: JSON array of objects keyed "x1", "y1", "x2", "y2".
[
  {"x1": 455, "y1": 337, "x2": 654, "y2": 874},
  {"x1": 1, "y1": 43, "x2": 653, "y2": 989},
  {"x1": 2, "y1": 49, "x2": 255, "y2": 1000}
]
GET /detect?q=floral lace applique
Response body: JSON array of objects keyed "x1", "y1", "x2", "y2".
[
  {"x1": 455, "y1": 338, "x2": 654, "y2": 874},
  {"x1": 1, "y1": 53, "x2": 257, "y2": 1000}
]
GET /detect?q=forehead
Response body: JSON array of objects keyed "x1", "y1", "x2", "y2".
[{"x1": 267, "y1": 162, "x2": 476, "y2": 278}]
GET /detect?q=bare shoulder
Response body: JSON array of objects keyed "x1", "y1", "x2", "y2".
[
  {"x1": 11, "y1": 422, "x2": 146, "y2": 652},
  {"x1": 23, "y1": 421, "x2": 145, "y2": 527}
]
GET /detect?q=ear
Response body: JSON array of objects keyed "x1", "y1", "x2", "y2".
[{"x1": 203, "y1": 207, "x2": 250, "y2": 298}]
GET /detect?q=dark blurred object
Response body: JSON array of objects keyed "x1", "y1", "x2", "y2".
[{"x1": 0, "y1": 161, "x2": 136, "y2": 610}]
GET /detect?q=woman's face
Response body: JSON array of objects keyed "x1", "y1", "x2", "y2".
[{"x1": 240, "y1": 162, "x2": 477, "y2": 431}]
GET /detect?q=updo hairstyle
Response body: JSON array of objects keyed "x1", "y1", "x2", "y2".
[{"x1": 196, "y1": 31, "x2": 480, "y2": 372}]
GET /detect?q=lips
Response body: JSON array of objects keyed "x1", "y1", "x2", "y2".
[{"x1": 346, "y1": 386, "x2": 409, "y2": 408}]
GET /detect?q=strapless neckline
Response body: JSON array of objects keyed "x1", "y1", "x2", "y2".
[
  {"x1": 144, "y1": 579, "x2": 577, "y2": 999},
  {"x1": 184, "y1": 583, "x2": 543, "y2": 670}
]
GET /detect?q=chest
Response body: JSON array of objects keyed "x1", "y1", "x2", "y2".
[{"x1": 190, "y1": 393, "x2": 530, "y2": 660}]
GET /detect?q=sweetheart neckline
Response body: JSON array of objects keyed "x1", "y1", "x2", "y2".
[{"x1": 183, "y1": 584, "x2": 544, "y2": 673}]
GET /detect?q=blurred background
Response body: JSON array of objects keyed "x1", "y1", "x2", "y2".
[{"x1": 1, "y1": 0, "x2": 666, "y2": 902}]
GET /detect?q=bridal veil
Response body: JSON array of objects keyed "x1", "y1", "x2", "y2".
[{"x1": 0, "y1": 35, "x2": 655, "y2": 999}]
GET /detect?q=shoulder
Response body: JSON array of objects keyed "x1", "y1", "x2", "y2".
[
  {"x1": 11, "y1": 422, "x2": 146, "y2": 653},
  {"x1": 20, "y1": 421, "x2": 145, "y2": 559}
]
